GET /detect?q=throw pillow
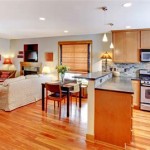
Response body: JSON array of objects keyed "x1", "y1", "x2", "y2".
[{"x1": 1, "y1": 72, "x2": 10, "y2": 78}]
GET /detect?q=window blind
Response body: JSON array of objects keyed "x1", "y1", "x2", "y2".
[{"x1": 61, "y1": 44, "x2": 88, "y2": 73}]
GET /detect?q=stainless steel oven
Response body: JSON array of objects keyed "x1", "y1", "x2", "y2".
[
  {"x1": 141, "y1": 49, "x2": 150, "y2": 62},
  {"x1": 140, "y1": 70, "x2": 150, "y2": 111},
  {"x1": 141, "y1": 84, "x2": 150, "y2": 111}
]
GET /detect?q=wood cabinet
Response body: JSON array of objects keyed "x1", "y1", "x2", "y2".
[
  {"x1": 113, "y1": 32, "x2": 125, "y2": 62},
  {"x1": 132, "y1": 80, "x2": 140, "y2": 109},
  {"x1": 141, "y1": 30, "x2": 150, "y2": 48},
  {"x1": 95, "y1": 90, "x2": 132, "y2": 147},
  {"x1": 112, "y1": 30, "x2": 140, "y2": 63}
]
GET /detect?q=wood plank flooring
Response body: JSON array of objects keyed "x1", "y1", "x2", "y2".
[
  {"x1": 0, "y1": 99, "x2": 150, "y2": 150},
  {"x1": 127, "y1": 110, "x2": 150, "y2": 150}
]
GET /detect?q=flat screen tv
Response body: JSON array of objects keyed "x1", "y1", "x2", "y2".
[{"x1": 25, "y1": 50, "x2": 38, "y2": 62}]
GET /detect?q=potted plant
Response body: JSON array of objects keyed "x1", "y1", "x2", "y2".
[{"x1": 56, "y1": 65, "x2": 68, "y2": 82}]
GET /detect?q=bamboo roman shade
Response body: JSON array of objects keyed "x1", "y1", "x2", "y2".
[{"x1": 61, "y1": 44, "x2": 88, "y2": 72}]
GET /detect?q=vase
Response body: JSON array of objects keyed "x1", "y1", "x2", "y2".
[{"x1": 60, "y1": 73, "x2": 65, "y2": 83}]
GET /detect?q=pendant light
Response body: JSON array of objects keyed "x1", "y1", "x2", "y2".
[
  {"x1": 110, "y1": 42, "x2": 114, "y2": 49},
  {"x1": 108, "y1": 23, "x2": 114, "y2": 49},
  {"x1": 102, "y1": 33, "x2": 108, "y2": 42},
  {"x1": 101, "y1": 6, "x2": 108, "y2": 42}
]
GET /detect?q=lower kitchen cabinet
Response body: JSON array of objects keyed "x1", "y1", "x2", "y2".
[
  {"x1": 132, "y1": 80, "x2": 140, "y2": 109},
  {"x1": 95, "y1": 90, "x2": 132, "y2": 148}
]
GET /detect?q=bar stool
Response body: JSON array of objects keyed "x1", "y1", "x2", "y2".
[
  {"x1": 70, "y1": 83, "x2": 80, "y2": 106},
  {"x1": 81, "y1": 84, "x2": 88, "y2": 98}
]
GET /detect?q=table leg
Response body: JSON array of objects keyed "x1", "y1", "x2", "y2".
[
  {"x1": 42, "y1": 84, "x2": 45, "y2": 111},
  {"x1": 79, "y1": 84, "x2": 82, "y2": 108},
  {"x1": 67, "y1": 89, "x2": 70, "y2": 117}
]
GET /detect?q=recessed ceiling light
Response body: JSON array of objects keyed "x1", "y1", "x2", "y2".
[
  {"x1": 39, "y1": 17, "x2": 45, "y2": 21},
  {"x1": 123, "y1": 2, "x2": 132, "y2": 7},
  {"x1": 64, "y1": 30, "x2": 69, "y2": 33},
  {"x1": 126, "y1": 26, "x2": 131, "y2": 29}
]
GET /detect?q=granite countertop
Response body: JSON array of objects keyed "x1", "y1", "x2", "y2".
[
  {"x1": 95, "y1": 77, "x2": 134, "y2": 94},
  {"x1": 73, "y1": 71, "x2": 111, "y2": 80}
]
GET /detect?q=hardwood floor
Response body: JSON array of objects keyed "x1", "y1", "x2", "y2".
[
  {"x1": 0, "y1": 99, "x2": 150, "y2": 150},
  {"x1": 127, "y1": 110, "x2": 150, "y2": 150}
]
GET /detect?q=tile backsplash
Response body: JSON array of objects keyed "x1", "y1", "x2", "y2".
[{"x1": 102, "y1": 60, "x2": 150, "y2": 77}]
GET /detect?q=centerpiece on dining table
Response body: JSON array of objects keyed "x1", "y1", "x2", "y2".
[{"x1": 56, "y1": 65, "x2": 68, "y2": 83}]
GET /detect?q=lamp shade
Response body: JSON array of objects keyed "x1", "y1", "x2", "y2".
[
  {"x1": 3, "y1": 58, "x2": 12, "y2": 64},
  {"x1": 102, "y1": 33, "x2": 108, "y2": 42},
  {"x1": 101, "y1": 52, "x2": 112, "y2": 59},
  {"x1": 42, "y1": 66, "x2": 50, "y2": 74},
  {"x1": 110, "y1": 42, "x2": 114, "y2": 49}
]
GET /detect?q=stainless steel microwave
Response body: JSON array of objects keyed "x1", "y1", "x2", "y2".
[{"x1": 141, "y1": 49, "x2": 150, "y2": 62}]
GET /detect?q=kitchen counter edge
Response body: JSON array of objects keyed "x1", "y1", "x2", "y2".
[{"x1": 95, "y1": 77, "x2": 134, "y2": 94}]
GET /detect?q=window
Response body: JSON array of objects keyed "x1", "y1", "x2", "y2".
[{"x1": 59, "y1": 41, "x2": 92, "y2": 73}]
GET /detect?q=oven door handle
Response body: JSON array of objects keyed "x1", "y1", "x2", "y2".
[{"x1": 141, "y1": 84, "x2": 150, "y2": 87}]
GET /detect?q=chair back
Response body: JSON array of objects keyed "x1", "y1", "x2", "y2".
[
  {"x1": 73, "y1": 83, "x2": 80, "y2": 92},
  {"x1": 45, "y1": 83, "x2": 62, "y2": 97}
]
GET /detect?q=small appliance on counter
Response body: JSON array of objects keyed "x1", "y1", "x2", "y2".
[{"x1": 139, "y1": 69, "x2": 150, "y2": 111}]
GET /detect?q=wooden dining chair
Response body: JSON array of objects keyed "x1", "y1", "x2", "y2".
[{"x1": 45, "y1": 83, "x2": 67, "y2": 119}]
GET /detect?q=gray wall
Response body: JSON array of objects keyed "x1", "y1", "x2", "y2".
[{"x1": 10, "y1": 34, "x2": 111, "y2": 79}]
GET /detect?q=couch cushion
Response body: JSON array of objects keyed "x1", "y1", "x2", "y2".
[
  {"x1": 25, "y1": 75, "x2": 39, "y2": 79},
  {"x1": 1, "y1": 72, "x2": 10, "y2": 78},
  {"x1": 38, "y1": 74, "x2": 44, "y2": 77},
  {"x1": 3, "y1": 76, "x2": 25, "y2": 86}
]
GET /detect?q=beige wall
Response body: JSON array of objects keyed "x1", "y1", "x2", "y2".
[
  {"x1": 9, "y1": 33, "x2": 111, "y2": 78},
  {"x1": 0, "y1": 38, "x2": 11, "y2": 70}
]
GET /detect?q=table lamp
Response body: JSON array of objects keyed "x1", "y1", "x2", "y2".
[
  {"x1": 3, "y1": 58, "x2": 12, "y2": 64},
  {"x1": 42, "y1": 66, "x2": 50, "y2": 74},
  {"x1": 3, "y1": 58, "x2": 13, "y2": 70},
  {"x1": 101, "y1": 52, "x2": 112, "y2": 72}
]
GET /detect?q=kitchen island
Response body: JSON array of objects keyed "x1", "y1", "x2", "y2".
[
  {"x1": 75, "y1": 72, "x2": 134, "y2": 148},
  {"x1": 95, "y1": 77, "x2": 133, "y2": 148}
]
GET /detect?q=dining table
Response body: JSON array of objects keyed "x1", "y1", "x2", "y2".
[{"x1": 41, "y1": 81, "x2": 82, "y2": 117}]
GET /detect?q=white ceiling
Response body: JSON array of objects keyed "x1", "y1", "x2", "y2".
[{"x1": 0, "y1": 0, "x2": 150, "y2": 39}]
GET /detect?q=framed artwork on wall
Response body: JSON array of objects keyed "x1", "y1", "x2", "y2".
[
  {"x1": 19, "y1": 51, "x2": 24, "y2": 54},
  {"x1": 17, "y1": 55, "x2": 24, "y2": 58},
  {"x1": 45, "y1": 52, "x2": 53, "y2": 61},
  {"x1": 17, "y1": 50, "x2": 24, "y2": 58}
]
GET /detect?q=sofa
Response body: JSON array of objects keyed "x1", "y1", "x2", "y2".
[
  {"x1": 0, "y1": 74, "x2": 51, "y2": 111},
  {"x1": 0, "y1": 70, "x2": 16, "y2": 82}
]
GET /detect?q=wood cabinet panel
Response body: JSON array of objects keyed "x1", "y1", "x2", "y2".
[
  {"x1": 113, "y1": 32, "x2": 125, "y2": 62},
  {"x1": 112, "y1": 30, "x2": 140, "y2": 63},
  {"x1": 132, "y1": 80, "x2": 140, "y2": 109},
  {"x1": 141, "y1": 30, "x2": 150, "y2": 48},
  {"x1": 95, "y1": 90, "x2": 132, "y2": 147},
  {"x1": 125, "y1": 31, "x2": 140, "y2": 63}
]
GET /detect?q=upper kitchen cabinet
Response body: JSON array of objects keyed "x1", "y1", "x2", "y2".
[
  {"x1": 112, "y1": 30, "x2": 140, "y2": 63},
  {"x1": 112, "y1": 31, "x2": 125, "y2": 62},
  {"x1": 141, "y1": 30, "x2": 150, "y2": 49},
  {"x1": 125, "y1": 31, "x2": 140, "y2": 63}
]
